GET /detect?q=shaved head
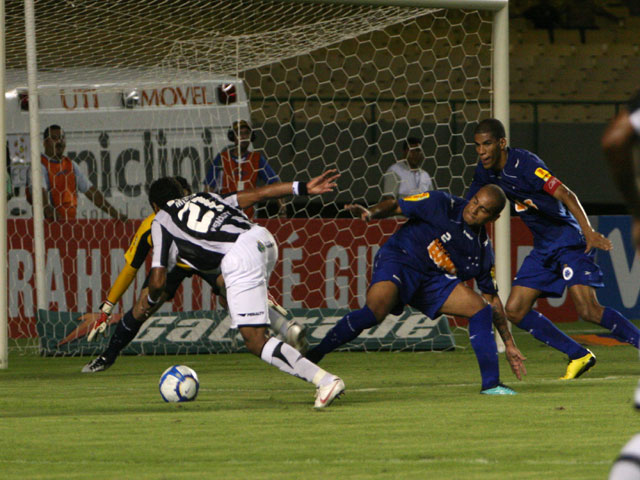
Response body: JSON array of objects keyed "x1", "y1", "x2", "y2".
[
  {"x1": 479, "y1": 184, "x2": 507, "y2": 217},
  {"x1": 463, "y1": 184, "x2": 507, "y2": 227}
]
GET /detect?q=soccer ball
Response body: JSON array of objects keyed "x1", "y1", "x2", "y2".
[{"x1": 159, "y1": 365, "x2": 199, "y2": 403}]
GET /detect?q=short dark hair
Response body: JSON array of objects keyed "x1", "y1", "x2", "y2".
[
  {"x1": 403, "y1": 136, "x2": 421, "y2": 151},
  {"x1": 174, "y1": 176, "x2": 192, "y2": 195},
  {"x1": 474, "y1": 118, "x2": 506, "y2": 141},
  {"x1": 44, "y1": 125, "x2": 63, "y2": 139},
  {"x1": 149, "y1": 177, "x2": 183, "y2": 209}
]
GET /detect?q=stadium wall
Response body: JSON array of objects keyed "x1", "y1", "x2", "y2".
[{"x1": 7, "y1": 215, "x2": 640, "y2": 339}]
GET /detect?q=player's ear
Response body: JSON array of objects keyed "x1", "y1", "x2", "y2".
[
  {"x1": 152, "y1": 201, "x2": 160, "y2": 213},
  {"x1": 499, "y1": 137, "x2": 507, "y2": 150}
]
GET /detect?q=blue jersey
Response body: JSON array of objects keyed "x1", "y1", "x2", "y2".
[
  {"x1": 467, "y1": 148, "x2": 584, "y2": 252},
  {"x1": 382, "y1": 191, "x2": 497, "y2": 294}
]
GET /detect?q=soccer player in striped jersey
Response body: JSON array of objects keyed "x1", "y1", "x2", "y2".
[
  {"x1": 306, "y1": 185, "x2": 527, "y2": 395},
  {"x1": 467, "y1": 118, "x2": 640, "y2": 380},
  {"x1": 144, "y1": 171, "x2": 344, "y2": 408},
  {"x1": 83, "y1": 177, "x2": 306, "y2": 374}
]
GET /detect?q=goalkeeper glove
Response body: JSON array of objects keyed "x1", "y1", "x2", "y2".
[
  {"x1": 267, "y1": 291, "x2": 289, "y2": 318},
  {"x1": 87, "y1": 301, "x2": 114, "y2": 342}
]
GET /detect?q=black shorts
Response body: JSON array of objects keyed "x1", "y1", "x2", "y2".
[{"x1": 142, "y1": 267, "x2": 221, "y2": 299}]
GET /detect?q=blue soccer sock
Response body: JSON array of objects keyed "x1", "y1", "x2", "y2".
[
  {"x1": 103, "y1": 310, "x2": 143, "y2": 362},
  {"x1": 468, "y1": 304, "x2": 500, "y2": 391},
  {"x1": 305, "y1": 306, "x2": 378, "y2": 364},
  {"x1": 600, "y1": 307, "x2": 640, "y2": 348},
  {"x1": 517, "y1": 310, "x2": 588, "y2": 359}
]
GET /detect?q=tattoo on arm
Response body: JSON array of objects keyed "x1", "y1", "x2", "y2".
[{"x1": 492, "y1": 308, "x2": 513, "y2": 343}]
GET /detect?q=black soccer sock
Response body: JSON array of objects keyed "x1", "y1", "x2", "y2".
[{"x1": 102, "y1": 310, "x2": 144, "y2": 362}]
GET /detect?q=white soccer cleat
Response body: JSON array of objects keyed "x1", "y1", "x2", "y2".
[
  {"x1": 285, "y1": 320, "x2": 309, "y2": 354},
  {"x1": 314, "y1": 377, "x2": 345, "y2": 409}
]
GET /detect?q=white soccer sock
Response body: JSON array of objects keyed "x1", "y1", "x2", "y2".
[
  {"x1": 260, "y1": 337, "x2": 333, "y2": 386},
  {"x1": 268, "y1": 307, "x2": 289, "y2": 338}
]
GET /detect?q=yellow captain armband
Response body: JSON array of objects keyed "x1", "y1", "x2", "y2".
[{"x1": 403, "y1": 192, "x2": 430, "y2": 202}]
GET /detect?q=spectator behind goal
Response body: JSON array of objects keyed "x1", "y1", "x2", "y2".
[
  {"x1": 203, "y1": 120, "x2": 286, "y2": 218},
  {"x1": 382, "y1": 136, "x2": 433, "y2": 200},
  {"x1": 27, "y1": 124, "x2": 127, "y2": 221}
]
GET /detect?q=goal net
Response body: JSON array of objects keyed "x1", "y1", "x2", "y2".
[{"x1": 4, "y1": 0, "x2": 500, "y2": 356}]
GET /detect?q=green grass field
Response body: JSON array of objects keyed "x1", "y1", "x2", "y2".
[{"x1": 1, "y1": 322, "x2": 639, "y2": 480}]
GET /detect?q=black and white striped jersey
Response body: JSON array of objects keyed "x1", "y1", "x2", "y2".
[{"x1": 151, "y1": 192, "x2": 254, "y2": 272}]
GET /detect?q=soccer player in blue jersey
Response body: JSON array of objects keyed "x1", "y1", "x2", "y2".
[
  {"x1": 467, "y1": 118, "x2": 640, "y2": 380},
  {"x1": 306, "y1": 185, "x2": 527, "y2": 395}
]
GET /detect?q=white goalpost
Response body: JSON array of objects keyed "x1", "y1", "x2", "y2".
[{"x1": 0, "y1": 0, "x2": 510, "y2": 364}]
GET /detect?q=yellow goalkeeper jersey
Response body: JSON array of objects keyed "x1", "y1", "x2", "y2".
[{"x1": 107, "y1": 213, "x2": 190, "y2": 305}]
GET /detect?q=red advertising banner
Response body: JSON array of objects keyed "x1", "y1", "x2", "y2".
[{"x1": 7, "y1": 217, "x2": 577, "y2": 338}]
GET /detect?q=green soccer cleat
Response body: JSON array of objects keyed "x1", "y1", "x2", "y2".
[
  {"x1": 480, "y1": 383, "x2": 517, "y2": 395},
  {"x1": 560, "y1": 350, "x2": 596, "y2": 380}
]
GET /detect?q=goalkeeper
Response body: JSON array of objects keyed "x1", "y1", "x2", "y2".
[
  {"x1": 82, "y1": 177, "x2": 306, "y2": 373},
  {"x1": 306, "y1": 185, "x2": 527, "y2": 394}
]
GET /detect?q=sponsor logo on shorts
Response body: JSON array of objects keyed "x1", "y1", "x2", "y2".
[
  {"x1": 238, "y1": 311, "x2": 265, "y2": 317},
  {"x1": 562, "y1": 266, "x2": 574, "y2": 281}
]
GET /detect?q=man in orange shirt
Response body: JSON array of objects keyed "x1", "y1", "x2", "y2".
[
  {"x1": 203, "y1": 120, "x2": 286, "y2": 218},
  {"x1": 31, "y1": 125, "x2": 127, "y2": 221}
]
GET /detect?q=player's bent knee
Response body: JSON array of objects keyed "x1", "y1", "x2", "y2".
[
  {"x1": 366, "y1": 282, "x2": 398, "y2": 322},
  {"x1": 468, "y1": 300, "x2": 490, "y2": 319},
  {"x1": 240, "y1": 327, "x2": 269, "y2": 356},
  {"x1": 504, "y1": 303, "x2": 526, "y2": 324},
  {"x1": 574, "y1": 304, "x2": 603, "y2": 324},
  {"x1": 363, "y1": 305, "x2": 385, "y2": 323}
]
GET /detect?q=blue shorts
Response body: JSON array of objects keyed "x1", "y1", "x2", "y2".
[
  {"x1": 513, "y1": 246, "x2": 604, "y2": 298},
  {"x1": 370, "y1": 248, "x2": 460, "y2": 318}
]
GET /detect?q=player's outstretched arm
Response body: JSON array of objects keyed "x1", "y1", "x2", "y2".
[
  {"x1": 86, "y1": 263, "x2": 139, "y2": 341},
  {"x1": 236, "y1": 169, "x2": 339, "y2": 209},
  {"x1": 483, "y1": 293, "x2": 527, "y2": 381},
  {"x1": 345, "y1": 197, "x2": 402, "y2": 221},
  {"x1": 551, "y1": 184, "x2": 612, "y2": 252}
]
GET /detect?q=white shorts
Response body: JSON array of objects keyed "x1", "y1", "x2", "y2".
[{"x1": 220, "y1": 225, "x2": 278, "y2": 329}]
